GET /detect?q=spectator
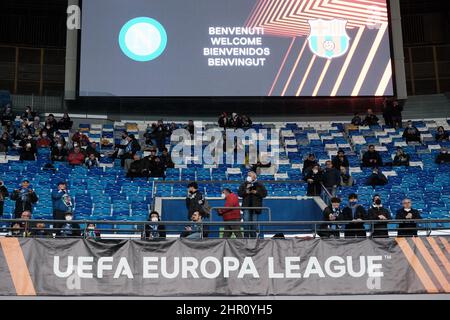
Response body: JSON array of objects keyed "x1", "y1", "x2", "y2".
[
  {"x1": 16, "y1": 121, "x2": 31, "y2": 140},
  {"x1": 185, "y1": 120, "x2": 195, "y2": 136},
  {"x1": 84, "y1": 223, "x2": 101, "y2": 239},
  {"x1": 366, "y1": 168, "x2": 388, "y2": 187},
  {"x1": 51, "y1": 142, "x2": 68, "y2": 162},
  {"x1": 85, "y1": 141, "x2": 100, "y2": 158},
  {"x1": 153, "y1": 120, "x2": 168, "y2": 151},
  {"x1": 218, "y1": 112, "x2": 231, "y2": 128},
  {"x1": 59, "y1": 212, "x2": 81, "y2": 237},
  {"x1": 19, "y1": 138, "x2": 36, "y2": 161},
  {"x1": 396, "y1": 199, "x2": 422, "y2": 237},
  {"x1": 10, "y1": 180, "x2": 38, "y2": 218},
  {"x1": 305, "y1": 164, "x2": 322, "y2": 196},
  {"x1": 382, "y1": 98, "x2": 393, "y2": 127},
  {"x1": 149, "y1": 156, "x2": 165, "y2": 178},
  {"x1": 368, "y1": 195, "x2": 391, "y2": 238},
  {"x1": 11, "y1": 210, "x2": 33, "y2": 237},
  {"x1": 362, "y1": 145, "x2": 383, "y2": 167},
  {"x1": 186, "y1": 182, "x2": 209, "y2": 220},
  {"x1": 351, "y1": 113, "x2": 362, "y2": 126},
  {"x1": 21, "y1": 106, "x2": 36, "y2": 122},
  {"x1": 52, "y1": 182, "x2": 73, "y2": 228},
  {"x1": 160, "y1": 147, "x2": 174, "y2": 169},
  {"x1": 322, "y1": 160, "x2": 340, "y2": 197},
  {"x1": 238, "y1": 171, "x2": 267, "y2": 238},
  {"x1": 391, "y1": 100, "x2": 403, "y2": 129},
  {"x1": 57, "y1": 113, "x2": 73, "y2": 130},
  {"x1": 402, "y1": 121, "x2": 421, "y2": 143},
  {"x1": 71, "y1": 129, "x2": 90, "y2": 147},
  {"x1": 318, "y1": 197, "x2": 342, "y2": 238},
  {"x1": 1, "y1": 105, "x2": 15, "y2": 125},
  {"x1": 435, "y1": 147, "x2": 450, "y2": 164},
  {"x1": 19, "y1": 133, "x2": 37, "y2": 151},
  {"x1": 144, "y1": 211, "x2": 166, "y2": 239},
  {"x1": 393, "y1": 147, "x2": 410, "y2": 166},
  {"x1": 67, "y1": 146, "x2": 86, "y2": 166},
  {"x1": 341, "y1": 194, "x2": 366, "y2": 238},
  {"x1": 340, "y1": 167, "x2": 354, "y2": 187},
  {"x1": 435, "y1": 126, "x2": 449, "y2": 142},
  {"x1": 241, "y1": 115, "x2": 252, "y2": 128},
  {"x1": 362, "y1": 108, "x2": 379, "y2": 126},
  {"x1": 218, "y1": 188, "x2": 243, "y2": 238},
  {"x1": 120, "y1": 134, "x2": 141, "y2": 166},
  {"x1": 112, "y1": 131, "x2": 128, "y2": 159},
  {"x1": 231, "y1": 113, "x2": 242, "y2": 128},
  {"x1": 302, "y1": 153, "x2": 318, "y2": 176},
  {"x1": 332, "y1": 149, "x2": 349, "y2": 170},
  {"x1": 46, "y1": 114, "x2": 58, "y2": 129},
  {"x1": 0, "y1": 180, "x2": 8, "y2": 217},
  {"x1": 126, "y1": 154, "x2": 146, "y2": 178},
  {"x1": 85, "y1": 153, "x2": 99, "y2": 168},
  {"x1": 28, "y1": 116, "x2": 42, "y2": 136},
  {"x1": 33, "y1": 221, "x2": 51, "y2": 238},
  {"x1": 36, "y1": 130, "x2": 52, "y2": 148},
  {"x1": 4, "y1": 121, "x2": 16, "y2": 138},
  {"x1": 181, "y1": 211, "x2": 203, "y2": 239},
  {"x1": 0, "y1": 132, "x2": 13, "y2": 153}
]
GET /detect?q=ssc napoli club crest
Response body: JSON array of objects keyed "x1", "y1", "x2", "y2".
[{"x1": 308, "y1": 19, "x2": 350, "y2": 59}]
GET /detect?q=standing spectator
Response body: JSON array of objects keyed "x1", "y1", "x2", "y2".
[
  {"x1": 341, "y1": 194, "x2": 366, "y2": 238},
  {"x1": 46, "y1": 114, "x2": 58, "y2": 129},
  {"x1": 4, "y1": 121, "x2": 16, "y2": 138},
  {"x1": 351, "y1": 113, "x2": 362, "y2": 126},
  {"x1": 67, "y1": 146, "x2": 86, "y2": 166},
  {"x1": 332, "y1": 149, "x2": 349, "y2": 170},
  {"x1": 396, "y1": 199, "x2": 422, "y2": 237},
  {"x1": 393, "y1": 147, "x2": 410, "y2": 166},
  {"x1": 340, "y1": 167, "x2": 354, "y2": 187},
  {"x1": 362, "y1": 145, "x2": 383, "y2": 167},
  {"x1": 382, "y1": 98, "x2": 393, "y2": 127},
  {"x1": 402, "y1": 121, "x2": 421, "y2": 143},
  {"x1": 51, "y1": 142, "x2": 68, "y2": 162},
  {"x1": 153, "y1": 120, "x2": 168, "y2": 151},
  {"x1": 181, "y1": 211, "x2": 203, "y2": 239},
  {"x1": 218, "y1": 112, "x2": 231, "y2": 128},
  {"x1": 218, "y1": 188, "x2": 243, "y2": 238},
  {"x1": 85, "y1": 153, "x2": 99, "y2": 168},
  {"x1": 238, "y1": 171, "x2": 267, "y2": 238},
  {"x1": 185, "y1": 182, "x2": 208, "y2": 220},
  {"x1": 391, "y1": 100, "x2": 403, "y2": 129},
  {"x1": 10, "y1": 180, "x2": 38, "y2": 218},
  {"x1": 21, "y1": 106, "x2": 36, "y2": 122},
  {"x1": 58, "y1": 212, "x2": 81, "y2": 237},
  {"x1": 185, "y1": 120, "x2": 195, "y2": 136},
  {"x1": 305, "y1": 164, "x2": 323, "y2": 196},
  {"x1": 231, "y1": 113, "x2": 242, "y2": 128},
  {"x1": 368, "y1": 195, "x2": 391, "y2": 238},
  {"x1": 435, "y1": 147, "x2": 450, "y2": 164},
  {"x1": 322, "y1": 160, "x2": 340, "y2": 198},
  {"x1": 160, "y1": 147, "x2": 174, "y2": 169},
  {"x1": 318, "y1": 197, "x2": 342, "y2": 238},
  {"x1": 52, "y1": 182, "x2": 73, "y2": 226},
  {"x1": 16, "y1": 121, "x2": 31, "y2": 140},
  {"x1": 0, "y1": 180, "x2": 8, "y2": 217},
  {"x1": 366, "y1": 168, "x2": 388, "y2": 187},
  {"x1": 144, "y1": 211, "x2": 166, "y2": 239},
  {"x1": 435, "y1": 126, "x2": 449, "y2": 142},
  {"x1": 57, "y1": 113, "x2": 73, "y2": 130},
  {"x1": 19, "y1": 138, "x2": 36, "y2": 161},
  {"x1": 362, "y1": 108, "x2": 379, "y2": 126},
  {"x1": 302, "y1": 153, "x2": 318, "y2": 176},
  {"x1": 112, "y1": 131, "x2": 128, "y2": 159},
  {"x1": 36, "y1": 130, "x2": 52, "y2": 148},
  {"x1": 1, "y1": 105, "x2": 15, "y2": 125}
]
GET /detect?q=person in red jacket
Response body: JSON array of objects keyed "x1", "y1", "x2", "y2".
[
  {"x1": 67, "y1": 146, "x2": 86, "y2": 166},
  {"x1": 218, "y1": 188, "x2": 242, "y2": 238}
]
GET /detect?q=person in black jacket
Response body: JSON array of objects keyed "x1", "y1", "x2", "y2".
[
  {"x1": 362, "y1": 145, "x2": 383, "y2": 168},
  {"x1": 10, "y1": 180, "x2": 38, "y2": 218},
  {"x1": 51, "y1": 142, "x2": 68, "y2": 162},
  {"x1": 238, "y1": 171, "x2": 268, "y2": 238},
  {"x1": 302, "y1": 154, "x2": 317, "y2": 176},
  {"x1": 393, "y1": 147, "x2": 410, "y2": 166},
  {"x1": 57, "y1": 113, "x2": 73, "y2": 130},
  {"x1": 435, "y1": 126, "x2": 449, "y2": 142},
  {"x1": 186, "y1": 182, "x2": 208, "y2": 220},
  {"x1": 305, "y1": 164, "x2": 322, "y2": 196},
  {"x1": 332, "y1": 149, "x2": 349, "y2": 170},
  {"x1": 368, "y1": 195, "x2": 391, "y2": 238},
  {"x1": 391, "y1": 100, "x2": 403, "y2": 129},
  {"x1": 21, "y1": 106, "x2": 36, "y2": 122},
  {"x1": 85, "y1": 141, "x2": 100, "y2": 159},
  {"x1": 362, "y1": 108, "x2": 379, "y2": 126},
  {"x1": 435, "y1": 147, "x2": 450, "y2": 164},
  {"x1": 19, "y1": 139, "x2": 37, "y2": 161},
  {"x1": 160, "y1": 147, "x2": 174, "y2": 169},
  {"x1": 322, "y1": 160, "x2": 340, "y2": 197},
  {"x1": 318, "y1": 197, "x2": 342, "y2": 238},
  {"x1": 351, "y1": 113, "x2": 362, "y2": 126},
  {"x1": 396, "y1": 199, "x2": 422, "y2": 237},
  {"x1": 58, "y1": 212, "x2": 81, "y2": 237},
  {"x1": 366, "y1": 168, "x2": 388, "y2": 187},
  {"x1": 341, "y1": 193, "x2": 367, "y2": 238},
  {"x1": 0, "y1": 180, "x2": 9, "y2": 217},
  {"x1": 120, "y1": 134, "x2": 141, "y2": 167},
  {"x1": 382, "y1": 98, "x2": 393, "y2": 127},
  {"x1": 402, "y1": 121, "x2": 421, "y2": 143},
  {"x1": 144, "y1": 211, "x2": 166, "y2": 239},
  {"x1": 218, "y1": 112, "x2": 231, "y2": 128}
]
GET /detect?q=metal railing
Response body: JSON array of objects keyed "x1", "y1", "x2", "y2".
[{"x1": 210, "y1": 207, "x2": 272, "y2": 221}]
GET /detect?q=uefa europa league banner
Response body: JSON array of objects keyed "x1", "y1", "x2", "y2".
[{"x1": 0, "y1": 237, "x2": 448, "y2": 296}]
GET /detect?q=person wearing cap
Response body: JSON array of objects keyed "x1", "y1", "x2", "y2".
[
  {"x1": 10, "y1": 180, "x2": 38, "y2": 218},
  {"x1": 52, "y1": 182, "x2": 73, "y2": 231}
]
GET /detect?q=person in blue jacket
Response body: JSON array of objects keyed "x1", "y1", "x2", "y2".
[{"x1": 52, "y1": 182, "x2": 73, "y2": 230}]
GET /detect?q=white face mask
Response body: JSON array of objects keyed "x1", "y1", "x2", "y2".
[
  {"x1": 404, "y1": 208, "x2": 411, "y2": 212},
  {"x1": 65, "y1": 216, "x2": 73, "y2": 221},
  {"x1": 26, "y1": 143, "x2": 31, "y2": 148},
  {"x1": 221, "y1": 193, "x2": 226, "y2": 199},
  {"x1": 57, "y1": 144, "x2": 62, "y2": 148},
  {"x1": 312, "y1": 169, "x2": 318, "y2": 174},
  {"x1": 42, "y1": 133, "x2": 47, "y2": 137},
  {"x1": 151, "y1": 217, "x2": 158, "y2": 222},
  {"x1": 246, "y1": 176, "x2": 253, "y2": 183}
]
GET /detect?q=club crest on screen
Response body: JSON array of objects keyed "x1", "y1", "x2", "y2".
[{"x1": 308, "y1": 19, "x2": 350, "y2": 59}]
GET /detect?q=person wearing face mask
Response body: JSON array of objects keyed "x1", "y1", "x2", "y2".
[
  {"x1": 28, "y1": 116, "x2": 42, "y2": 136},
  {"x1": 368, "y1": 195, "x2": 391, "y2": 238},
  {"x1": 435, "y1": 147, "x2": 450, "y2": 164},
  {"x1": 362, "y1": 145, "x2": 383, "y2": 168},
  {"x1": 341, "y1": 194, "x2": 367, "y2": 238},
  {"x1": 435, "y1": 126, "x2": 449, "y2": 142},
  {"x1": 393, "y1": 147, "x2": 410, "y2": 166},
  {"x1": 10, "y1": 180, "x2": 38, "y2": 219},
  {"x1": 395, "y1": 199, "x2": 422, "y2": 237},
  {"x1": 51, "y1": 141, "x2": 68, "y2": 162},
  {"x1": 218, "y1": 188, "x2": 242, "y2": 238},
  {"x1": 144, "y1": 211, "x2": 166, "y2": 240},
  {"x1": 302, "y1": 154, "x2": 318, "y2": 176},
  {"x1": 57, "y1": 113, "x2": 73, "y2": 130},
  {"x1": 21, "y1": 106, "x2": 36, "y2": 122},
  {"x1": 36, "y1": 130, "x2": 52, "y2": 148},
  {"x1": 19, "y1": 139, "x2": 36, "y2": 161},
  {"x1": 0, "y1": 132, "x2": 13, "y2": 153},
  {"x1": 366, "y1": 168, "x2": 388, "y2": 187},
  {"x1": 4, "y1": 120, "x2": 16, "y2": 138},
  {"x1": 58, "y1": 212, "x2": 81, "y2": 237},
  {"x1": 84, "y1": 223, "x2": 101, "y2": 240},
  {"x1": 339, "y1": 167, "x2": 354, "y2": 187},
  {"x1": 402, "y1": 120, "x2": 421, "y2": 143},
  {"x1": 185, "y1": 182, "x2": 210, "y2": 220},
  {"x1": 318, "y1": 197, "x2": 342, "y2": 238},
  {"x1": 305, "y1": 164, "x2": 322, "y2": 196},
  {"x1": 238, "y1": 172, "x2": 267, "y2": 238},
  {"x1": 332, "y1": 149, "x2": 349, "y2": 171},
  {"x1": 16, "y1": 121, "x2": 31, "y2": 140},
  {"x1": 52, "y1": 182, "x2": 73, "y2": 231}
]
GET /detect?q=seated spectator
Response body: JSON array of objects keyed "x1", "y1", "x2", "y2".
[
  {"x1": 16, "y1": 121, "x2": 31, "y2": 140},
  {"x1": 57, "y1": 113, "x2": 73, "y2": 130},
  {"x1": 305, "y1": 164, "x2": 322, "y2": 196},
  {"x1": 402, "y1": 121, "x2": 421, "y2": 143},
  {"x1": 1, "y1": 105, "x2": 15, "y2": 125},
  {"x1": 395, "y1": 199, "x2": 421, "y2": 237},
  {"x1": 368, "y1": 195, "x2": 391, "y2": 238},
  {"x1": 393, "y1": 147, "x2": 410, "y2": 166},
  {"x1": 120, "y1": 134, "x2": 141, "y2": 166},
  {"x1": 11, "y1": 210, "x2": 33, "y2": 237},
  {"x1": 36, "y1": 130, "x2": 52, "y2": 148},
  {"x1": 185, "y1": 120, "x2": 195, "y2": 136},
  {"x1": 51, "y1": 142, "x2": 68, "y2": 162},
  {"x1": 341, "y1": 193, "x2": 366, "y2": 238},
  {"x1": 126, "y1": 154, "x2": 145, "y2": 178},
  {"x1": 67, "y1": 146, "x2": 86, "y2": 166},
  {"x1": 332, "y1": 149, "x2": 349, "y2": 170},
  {"x1": 28, "y1": 116, "x2": 42, "y2": 136},
  {"x1": 218, "y1": 112, "x2": 231, "y2": 128},
  {"x1": 241, "y1": 114, "x2": 252, "y2": 128},
  {"x1": 46, "y1": 114, "x2": 58, "y2": 129},
  {"x1": 85, "y1": 153, "x2": 99, "y2": 168},
  {"x1": 181, "y1": 211, "x2": 203, "y2": 239},
  {"x1": 33, "y1": 221, "x2": 51, "y2": 238},
  {"x1": 435, "y1": 126, "x2": 449, "y2": 142},
  {"x1": 340, "y1": 167, "x2": 354, "y2": 187},
  {"x1": 86, "y1": 141, "x2": 100, "y2": 159},
  {"x1": 160, "y1": 147, "x2": 174, "y2": 169},
  {"x1": 43, "y1": 120, "x2": 56, "y2": 137},
  {"x1": 302, "y1": 153, "x2": 318, "y2": 176},
  {"x1": 19, "y1": 139, "x2": 36, "y2": 161},
  {"x1": 144, "y1": 211, "x2": 166, "y2": 240},
  {"x1": 84, "y1": 223, "x2": 101, "y2": 239},
  {"x1": 0, "y1": 133, "x2": 13, "y2": 153},
  {"x1": 366, "y1": 168, "x2": 388, "y2": 187},
  {"x1": 362, "y1": 108, "x2": 379, "y2": 126},
  {"x1": 52, "y1": 131, "x2": 66, "y2": 148},
  {"x1": 21, "y1": 106, "x2": 36, "y2": 122},
  {"x1": 435, "y1": 147, "x2": 450, "y2": 164},
  {"x1": 58, "y1": 212, "x2": 81, "y2": 237},
  {"x1": 218, "y1": 188, "x2": 243, "y2": 238},
  {"x1": 4, "y1": 120, "x2": 16, "y2": 138},
  {"x1": 318, "y1": 197, "x2": 342, "y2": 238},
  {"x1": 362, "y1": 145, "x2": 383, "y2": 167},
  {"x1": 351, "y1": 113, "x2": 362, "y2": 126},
  {"x1": 149, "y1": 156, "x2": 165, "y2": 178},
  {"x1": 71, "y1": 129, "x2": 90, "y2": 147}
]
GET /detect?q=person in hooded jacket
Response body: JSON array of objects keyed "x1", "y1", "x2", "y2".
[{"x1": 367, "y1": 195, "x2": 392, "y2": 238}]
